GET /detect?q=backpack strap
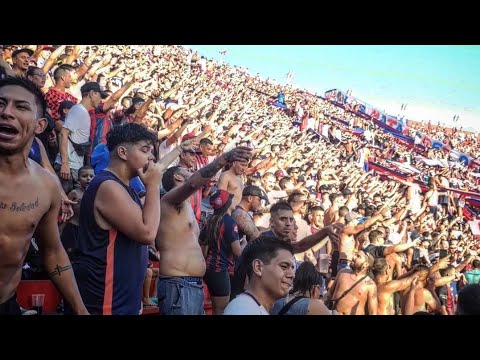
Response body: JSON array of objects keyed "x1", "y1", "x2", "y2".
[
  {"x1": 330, "y1": 274, "x2": 368, "y2": 310},
  {"x1": 277, "y1": 296, "x2": 306, "y2": 315}
]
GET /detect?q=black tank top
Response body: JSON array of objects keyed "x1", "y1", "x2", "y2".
[{"x1": 74, "y1": 170, "x2": 148, "y2": 315}]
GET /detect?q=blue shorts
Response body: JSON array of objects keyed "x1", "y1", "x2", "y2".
[{"x1": 157, "y1": 276, "x2": 205, "y2": 315}]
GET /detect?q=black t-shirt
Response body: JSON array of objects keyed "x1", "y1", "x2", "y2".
[
  {"x1": 364, "y1": 244, "x2": 386, "y2": 259},
  {"x1": 0, "y1": 66, "x2": 7, "y2": 80}
]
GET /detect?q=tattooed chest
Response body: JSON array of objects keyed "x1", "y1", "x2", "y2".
[{"x1": 0, "y1": 195, "x2": 48, "y2": 234}]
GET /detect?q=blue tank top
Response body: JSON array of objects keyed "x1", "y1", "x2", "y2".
[
  {"x1": 270, "y1": 297, "x2": 310, "y2": 315},
  {"x1": 28, "y1": 138, "x2": 42, "y2": 165},
  {"x1": 73, "y1": 170, "x2": 148, "y2": 315}
]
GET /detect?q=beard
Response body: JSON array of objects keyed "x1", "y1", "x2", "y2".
[{"x1": 350, "y1": 261, "x2": 362, "y2": 272}]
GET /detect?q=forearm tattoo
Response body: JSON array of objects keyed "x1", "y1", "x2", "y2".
[
  {"x1": 199, "y1": 160, "x2": 225, "y2": 179},
  {"x1": 49, "y1": 264, "x2": 73, "y2": 277}
]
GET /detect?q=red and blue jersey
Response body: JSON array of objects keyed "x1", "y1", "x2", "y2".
[
  {"x1": 205, "y1": 214, "x2": 240, "y2": 275},
  {"x1": 89, "y1": 105, "x2": 113, "y2": 157}
]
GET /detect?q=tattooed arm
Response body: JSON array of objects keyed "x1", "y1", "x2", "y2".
[
  {"x1": 35, "y1": 175, "x2": 88, "y2": 315},
  {"x1": 232, "y1": 210, "x2": 261, "y2": 242},
  {"x1": 163, "y1": 147, "x2": 253, "y2": 205}
]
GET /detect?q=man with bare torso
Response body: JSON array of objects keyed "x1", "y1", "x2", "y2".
[
  {"x1": 399, "y1": 265, "x2": 441, "y2": 314},
  {"x1": 336, "y1": 209, "x2": 387, "y2": 274},
  {"x1": 156, "y1": 146, "x2": 253, "y2": 315},
  {"x1": 217, "y1": 160, "x2": 247, "y2": 208},
  {"x1": 327, "y1": 250, "x2": 377, "y2": 315},
  {"x1": 0, "y1": 77, "x2": 87, "y2": 315},
  {"x1": 372, "y1": 257, "x2": 418, "y2": 315}
]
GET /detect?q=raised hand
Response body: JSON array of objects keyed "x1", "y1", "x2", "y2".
[
  {"x1": 223, "y1": 146, "x2": 253, "y2": 164},
  {"x1": 137, "y1": 160, "x2": 164, "y2": 188}
]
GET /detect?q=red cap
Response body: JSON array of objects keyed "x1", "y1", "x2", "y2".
[
  {"x1": 209, "y1": 190, "x2": 232, "y2": 210},
  {"x1": 182, "y1": 132, "x2": 196, "y2": 142},
  {"x1": 275, "y1": 170, "x2": 286, "y2": 178}
]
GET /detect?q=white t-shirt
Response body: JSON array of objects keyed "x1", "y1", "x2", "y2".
[
  {"x1": 158, "y1": 138, "x2": 179, "y2": 168},
  {"x1": 223, "y1": 293, "x2": 269, "y2": 315},
  {"x1": 55, "y1": 103, "x2": 90, "y2": 170}
]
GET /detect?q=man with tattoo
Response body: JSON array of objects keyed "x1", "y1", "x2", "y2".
[
  {"x1": 70, "y1": 123, "x2": 187, "y2": 315},
  {"x1": 0, "y1": 77, "x2": 88, "y2": 315},
  {"x1": 232, "y1": 186, "x2": 266, "y2": 243},
  {"x1": 156, "y1": 146, "x2": 253, "y2": 315},
  {"x1": 230, "y1": 185, "x2": 267, "y2": 298}
]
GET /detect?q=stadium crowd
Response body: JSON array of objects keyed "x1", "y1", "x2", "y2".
[{"x1": 0, "y1": 44, "x2": 479, "y2": 315}]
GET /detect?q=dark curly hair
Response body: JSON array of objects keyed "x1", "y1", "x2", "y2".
[
  {"x1": 0, "y1": 76, "x2": 46, "y2": 118},
  {"x1": 106, "y1": 122, "x2": 157, "y2": 152}
]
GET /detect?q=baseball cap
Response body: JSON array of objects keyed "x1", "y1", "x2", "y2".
[
  {"x1": 182, "y1": 132, "x2": 196, "y2": 142},
  {"x1": 12, "y1": 48, "x2": 34, "y2": 58},
  {"x1": 275, "y1": 170, "x2": 287, "y2": 178},
  {"x1": 80, "y1": 82, "x2": 109, "y2": 99},
  {"x1": 242, "y1": 185, "x2": 268, "y2": 201},
  {"x1": 209, "y1": 189, "x2": 233, "y2": 210}
]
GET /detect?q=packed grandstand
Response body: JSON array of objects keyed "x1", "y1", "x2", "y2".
[{"x1": 0, "y1": 45, "x2": 479, "y2": 316}]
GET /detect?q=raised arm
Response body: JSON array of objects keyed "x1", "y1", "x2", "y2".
[
  {"x1": 162, "y1": 147, "x2": 252, "y2": 206},
  {"x1": 292, "y1": 224, "x2": 343, "y2": 254}
]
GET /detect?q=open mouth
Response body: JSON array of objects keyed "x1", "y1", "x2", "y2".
[{"x1": 0, "y1": 124, "x2": 19, "y2": 137}]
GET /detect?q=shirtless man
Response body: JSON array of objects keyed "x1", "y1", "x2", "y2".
[
  {"x1": 337, "y1": 209, "x2": 387, "y2": 273},
  {"x1": 156, "y1": 146, "x2": 253, "y2": 315},
  {"x1": 0, "y1": 77, "x2": 87, "y2": 315},
  {"x1": 399, "y1": 265, "x2": 441, "y2": 314},
  {"x1": 217, "y1": 160, "x2": 247, "y2": 207},
  {"x1": 327, "y1": 250, "x2": 377, "y2": 315},
  {"x1": 372, "y1": 257, "x2": 418, "y2": 315},
  {"x1": 324, "y1": 193, "x2": 343, "y2": 226}
]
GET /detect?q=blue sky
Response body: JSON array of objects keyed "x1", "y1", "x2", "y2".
[{"x1": 184, "y1": 45, "x2": 480, "y2": 131}]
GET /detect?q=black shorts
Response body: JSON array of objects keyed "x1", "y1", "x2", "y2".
[
  {"x1": 203, "y1": 270, "x2": 231, "y2": 297},
  {"x1": 0, "y1": 293, "x2": 21, "y2": 315}
]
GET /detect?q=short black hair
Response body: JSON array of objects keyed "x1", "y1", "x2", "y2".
[
  {"x1": 270, "y1": 201, "x2": 293, "y2": 216},
  {"x1": 53, "y1": 64, "x2": 74, "y2": 83},
  {"x1": 78, "y1": 165, "x2": 94, "y2": 176},
  {"x1": 240, "y1": 234, "x2": 294, "y2": 279},
  {"x1": 199, "y1": 138, "x2": 213, "y2": 146},
  {"x1": 106, "y1": 122, "x2": 157, "y2": 152},
  {"x1": 162, "y1": 166, "x2": 182, "y2": 192},
  {"x1": 0, "y1": 76, "x2": 46, "y2": 118}
]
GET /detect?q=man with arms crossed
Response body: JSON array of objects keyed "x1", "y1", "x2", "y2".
[
  {"x1": 0, "y1": 77, "x2": 87, "y2": 315},
  {"x1": 157, "y1": 146, "x2": 253, "y2": 315}
]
